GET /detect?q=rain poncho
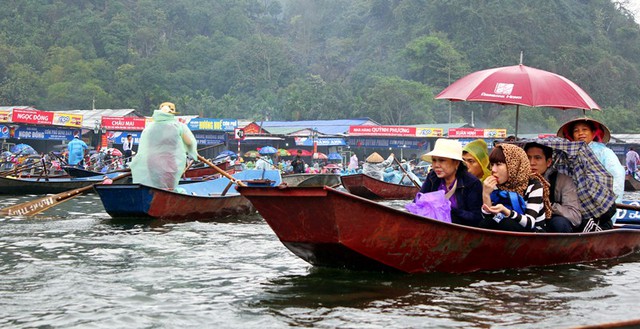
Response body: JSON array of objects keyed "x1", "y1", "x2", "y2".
[
  {"x1": 589, "y1": 141, "x2": 625, "y2": 203},
  {"x1": 383, "y1": 167, "x2": 402, "y2": 184},
  {"x1": 362, "y1": 154, "x2": 394, "y2": 181},
  {"x1": 67, "y1": 137, "x2": 88, "y2": 165},
  {"x1": 463, "y1": 139, "x2": 491, "y2": 181},
  {"x1": 398, "y1": 163, "x2": 421, "y2": 186},
  {"x1": 130, "y1": 110, "x2": 198, "y2": 189}
]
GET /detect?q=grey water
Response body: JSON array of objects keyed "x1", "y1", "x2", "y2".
[{"x1": 2, "y1": 192, "x2": 640, "y2": 329}]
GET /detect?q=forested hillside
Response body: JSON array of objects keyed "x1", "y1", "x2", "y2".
[{"x1": 1, "y1": 0, "x2": 640, "y2": 133}]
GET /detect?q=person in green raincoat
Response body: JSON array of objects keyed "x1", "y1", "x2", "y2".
[{"x1": 130, "y1": 102, "x2": 198, "y2": 190}]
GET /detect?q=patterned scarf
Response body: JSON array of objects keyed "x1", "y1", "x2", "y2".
[{"x1": 497, "y1": 144, "x2": 552, "y2": 219}]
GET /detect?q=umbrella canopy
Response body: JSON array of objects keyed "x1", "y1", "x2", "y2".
[
  {"x1": 327, "y1": 152, "x2": 342, "y2": 161},
  {"x1": 218, "y1": 150, "x2": 237, "y2": 158},
  {"x1": 244, "y1": 150, "x2": 260, "y2": 158},
  {"x1": 103, "y1": 147, "x2": 123, "y2": 157},
  {"x1": 276, "y1": 148, "x2": 291, "y2": 156},
  {"x1": 313, "y1": 152, "x2": 328, "y2": 160},
  {"x1": 259, "y1": 146, "x2": 277, "y2": 155},
  {"x1": 436, "y1": 64, "x2": 600, "y2": 136},
  {"x1": 287, "y1": 149, "x2": 313, "y2": 157},
  {"x1": 11, "y1": 143, "x2": 37, "y2": 155}
]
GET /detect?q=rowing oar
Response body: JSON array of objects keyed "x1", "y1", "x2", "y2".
[
  {"x1": 197, "y1": 155, "x2": 246, "y2": 187},
  {"x1": 394, "y1": 157, "x2": 421, "y2": 188},
  {"x1": 616, "y1": 203, "x2": 640, "y2": 212},
  {"x1": 0, "y1": 172, "x2": 131, "y2": 217}
]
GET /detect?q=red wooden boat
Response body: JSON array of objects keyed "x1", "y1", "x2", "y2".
[
  {"x1": 238, "y1": 185, "x2": 640, "y2": 274},
  {"x1": 340, "y1": 173, "x2": 418, "y2": 200}
]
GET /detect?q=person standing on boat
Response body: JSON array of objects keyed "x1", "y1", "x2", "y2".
[
  {"x1": 291, "y1": 150, "x2": 306, "y2": 174},
  {"x1": 67, "y1": 133, "x2": 88, "y2": 168},
  {"x1": 254, "y1": 155, "x2": 272, "y2": 170},
  {"x1": 480, "y1": 144, "x2": 552, "y2": 232},
  {"x1": 419, "y1": 139, "x2": 483, "y2": 226},
  {"x1": 462, "y1": 139, "x2": 491, "y2": 181},
  {"x1": 625, "y1": 147, "x2": 639, "y2": 177},
  {"x1": 130, "y1": 102, "x2": 198, "y2": 190},
  {"x1": 122, "y1": 134, "x2": 134, "y2": 164},
  {"x1": 362, "y1": 152, "x2": 394, "y2": 181},
  {"x1": 348, "y1": 153, "x2": 359, "y2": 174},
  {"x1": 557, "y1": 118, "x2": 623, "y2": 229},
  {"x1": 525, "y1": 143, "x2": 581, "y2": 233}
]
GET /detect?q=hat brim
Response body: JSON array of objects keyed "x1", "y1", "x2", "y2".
[
  {"x1": 421, "y1": 151, "x2": 463, "y2": 163},
  {"x1": 557, "y1": 117, "x2": 610, "y2": 143}
]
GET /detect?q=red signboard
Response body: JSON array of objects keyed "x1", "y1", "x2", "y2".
[
  {"x1": 448, "y1": 128, "x2": 486, "y2": 138},
  {"x1": 101, "y1": 116, "x2": 147, "y2": 131},
  {"x1": 349, "y1": 125, "x2": 416, "y2": 137},
  {"x1": 11, "y1": 108, "x2": 54, "y2": 125}
]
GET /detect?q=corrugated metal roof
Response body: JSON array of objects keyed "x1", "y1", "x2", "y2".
[
  {"x1": 57, "y1": 109, "x2": 140, "y2": 129},
  {"x1": 256, "y1": 118, "x2": 378, "y2": 136}
]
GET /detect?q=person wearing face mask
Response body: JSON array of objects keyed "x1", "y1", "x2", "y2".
[{"x1": 479, "y1": 143, "x2": 552, "y2": 232}]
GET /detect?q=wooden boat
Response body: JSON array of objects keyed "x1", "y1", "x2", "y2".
[
  {"x1": 238, "y1": 185, "x2": 640, "y2": 274},
  {"x1": 0, "y1": 172, "x2": 129, "y2": 195},
  {"x1": 340, "y1": 173, "x2": 419, "y2": 200},
  {"x1": 94, "y1": 170, "x2": 282, "y2": 221},
  {"x1": 625, "y1": 174, "x2": 640, "y2": 191},
  {"x1": 282, "y1": 173, "x2": 340, "y2": 187}
]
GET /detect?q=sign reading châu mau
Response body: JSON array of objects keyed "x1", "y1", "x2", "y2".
[{"x1": 101, "y1": 116, "x2": 148, "y2": 131}]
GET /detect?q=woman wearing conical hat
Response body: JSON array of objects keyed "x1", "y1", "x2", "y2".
[
  {"x1": 557, "y1": 117, "x2": 623, "y2": 229},
  {"x1": 362, "y1": 152, "x2": 394, "y2": 181}
]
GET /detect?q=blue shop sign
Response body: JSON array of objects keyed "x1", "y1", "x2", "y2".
[
  {"x1": 348, "y1": 137, "x2": 428, "y2": 149},
  {"x1": 295, "y1": 137, "x2": 346, "y2": 146},
  {"x1": 14, "y1": 126, "x2": 78, "y2": 141},
  {"x1": 193, "y1": 132, "x2": 227, "y2": 145},
  {"x1": 188, "y1": 118, "x2": 237, "y2": 132},
  {"x1": 109, "y1": 131, "x2": 142, "y2": 145}
]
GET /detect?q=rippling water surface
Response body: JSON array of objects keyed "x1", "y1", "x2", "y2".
[{"x1": 2, "y1": 192, "x2": 640, "y2": 328}]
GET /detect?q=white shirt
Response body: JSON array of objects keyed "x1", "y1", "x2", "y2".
[{"x1": 123, "y1": 138, "x2": 133, "y2": 151}]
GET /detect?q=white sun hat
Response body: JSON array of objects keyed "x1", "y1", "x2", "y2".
[{"x1": 421, "y1": 139, "x2": 463, "y2": 163}]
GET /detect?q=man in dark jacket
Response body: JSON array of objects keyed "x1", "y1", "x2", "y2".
[{"x1": 291, "y1": 150, "x2": 306, "y2": 173}]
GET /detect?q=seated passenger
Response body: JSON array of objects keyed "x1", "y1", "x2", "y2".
[
  {"x1": 525, "y1": 143, "x2": 581, "y2": 233},
  {"x1": 362, "y1": 152, "x2": 394, "y2": 181},
  {"x1": 462, "y1": 139, "x2": 491, "y2": 181},
  {"x1": 479, "y1": 144, "x2": 552, "y2": 232},
  {"x1": 419, "y1": 139, "x2": 483, "y2": 227}
]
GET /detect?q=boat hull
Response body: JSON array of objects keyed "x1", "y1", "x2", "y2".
[
  {"x1": 0, "y1": 173, "x2": 129, "y2": 195},
  {"x1": 340, "y1": 173, "x2": 418, "y2": 200},
  {"x1": 94, "y1": 184, "x2": 253, "y2": 220},
  {"x1": 282, "y1": 173, "x2": 340, "y2": 187},
  {"x1": 239, "y1": 186, "x2": 640, "y2": 273},
  {"x1": 625, "y1": 174, "x2": 640, "y2": 191}
]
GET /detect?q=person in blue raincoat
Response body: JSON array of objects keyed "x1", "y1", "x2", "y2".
[
  {"x1": 130, "y1": 102, "x2": 198, "y2": 190},
  {"x1": 67, "y1": 134, "x2": 88, "y2": 167}
]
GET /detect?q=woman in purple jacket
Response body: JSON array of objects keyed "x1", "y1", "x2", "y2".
[{"x1": 419, "y1": 139, "x2": 484, "y2": 227}]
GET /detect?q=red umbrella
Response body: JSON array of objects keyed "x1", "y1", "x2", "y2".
[
  {"x1": 287, "y1": 149, "x2": 313, "y2": 157},
  {"x1": 436, "y1": 63, "x2": 600, "y2": 136},
  {"x1": 312, "y1": 152, "x2": 327, "y2": 160}
]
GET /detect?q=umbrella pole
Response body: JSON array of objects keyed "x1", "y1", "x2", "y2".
[{"x1": 515, "y1": 105, "x2": 520, "y2": 138}]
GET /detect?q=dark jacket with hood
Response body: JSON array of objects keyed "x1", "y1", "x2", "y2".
[{"x1": 419, "y1": 166, "x2": 483, "y2": 227}]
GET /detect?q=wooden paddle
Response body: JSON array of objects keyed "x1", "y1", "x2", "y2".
[
  {"x1": 0, "y1": 172, "x2": 131, "y2": 217},
  {"x1": 616, "y1": 203, "x2": 640, "y2": 212},
  {"x1": 197, "y1": 155, "x2": 246, "y2": 187},
  {"x1": 394, "y1": 157, "x2": 421, "y2": 188}
]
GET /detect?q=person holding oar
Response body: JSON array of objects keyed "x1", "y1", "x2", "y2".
[
  {"x1": 130, "y1": 102, "x2": 198, "y2": 190},
  {"x1": 67, "y1": 133, "x2": 88, "y2": 168}
]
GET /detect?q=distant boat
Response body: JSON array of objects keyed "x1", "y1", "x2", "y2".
[
  {"x1": 0, "y1": 172, "x2": 129, "y2": 195},
  {"x1": 625, "y1": 174, "x2": 640, "y2": 191},
  {"x1": 239, "y1": 185, "x2": 640, "y2": 274},
  {"x1": 340, "y1": 173, "x2": 418, "y2": 200},
  {"x1": 95, "y1": 170, "x2": 282, "y2": 221}
]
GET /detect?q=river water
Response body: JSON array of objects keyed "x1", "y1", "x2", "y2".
[{"x1": 2, "y1": 192, "x2": 640, "y2": 329}]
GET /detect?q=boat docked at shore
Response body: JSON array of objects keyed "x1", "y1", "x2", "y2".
[
  {"x1": 94, "y1": 170, "x2": 282, "y2": 221},
  {"x1": 340, "y1": 173, "x2": 419, "y2": 200},
  {"x1": 238, "y1": 185, "x2": 640, "y2": 274}
]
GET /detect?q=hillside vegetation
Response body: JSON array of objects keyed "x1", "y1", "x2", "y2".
[{"x1": 1, "y1": 0, "x2": 640, "y2": 133}]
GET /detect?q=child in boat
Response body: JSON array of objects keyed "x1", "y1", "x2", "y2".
[
  {"x1": 419, "y1": 139, "x2": 483, "y2": 227},
  {"x1": 479, "y1": 144, "x2": 552, "y2": 232}
]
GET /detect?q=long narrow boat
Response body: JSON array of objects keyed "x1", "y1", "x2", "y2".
[
  {"x1": 94, "y1": 170, "x2": 282, "y2": 221},
  {"x1": 0, "y1": 172, "x2": 129, "y2": 195},
  {"x1": 62, "y1": 162, "x2": 230, "y2": 179},
  {"x1": 625, "y1": 174, "x2": 640, "y2": 191},
  {"x1": 282, "y1": 173, "x2": 340, "y2": 187},
  {"x1": 340, "y1": 173, "x2": 419, "y2": 200},
  {"x1": 238, "y1": 185, "x2": 640, "y2": 274}
]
